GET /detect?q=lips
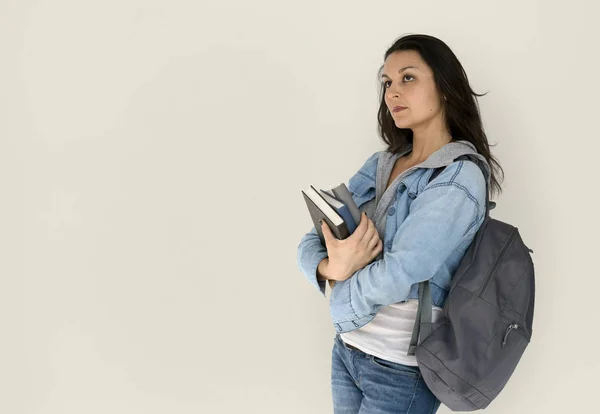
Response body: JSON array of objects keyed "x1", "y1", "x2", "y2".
[{"x1": 393, "y1": 106, "x2": 407, "y2": 112}]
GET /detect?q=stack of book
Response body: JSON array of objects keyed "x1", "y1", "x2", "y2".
[
  {"x1": 301, "y1": 183, "x2": 361, "y2": 293},
  {"x1": 301, "y1": 183, "x2": 361, "y2": 246}
]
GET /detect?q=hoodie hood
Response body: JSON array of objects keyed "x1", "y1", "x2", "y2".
[{"x1": 381, "y1": 139, "x2": 492, "y2": 189}]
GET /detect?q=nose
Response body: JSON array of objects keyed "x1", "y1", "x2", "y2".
[{"x1": 386, "y1": 82, "x2": 402, "y2": 99}]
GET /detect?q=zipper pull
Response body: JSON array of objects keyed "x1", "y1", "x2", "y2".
[{"x1": 501, "y1": 324, "x2": 519, "y2": 348}]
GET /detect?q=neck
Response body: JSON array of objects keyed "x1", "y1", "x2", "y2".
[{"x1": 408, "y1": 124, "x2": 452, "y2": 162}]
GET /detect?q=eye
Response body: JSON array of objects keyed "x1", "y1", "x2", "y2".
[{"x1": 382, "y1": 75, "x2": 414, "y2": 88}]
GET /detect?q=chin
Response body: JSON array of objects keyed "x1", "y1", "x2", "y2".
[{"x1": 394, "y1": 119, "x2": 411, "y2": 128}]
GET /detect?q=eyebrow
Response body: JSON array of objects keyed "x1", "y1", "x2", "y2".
[{"x1": 381, "y1": 66, "x2": 419, "y2": 79}]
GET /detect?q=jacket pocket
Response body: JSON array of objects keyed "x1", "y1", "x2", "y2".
[{"x1": 348, "y1": 173, "x2": 375, "y2": 208}]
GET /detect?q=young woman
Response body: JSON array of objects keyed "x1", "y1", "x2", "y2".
[{"x1": 297, "y1": 34, "x2": 504, "y2": 414}]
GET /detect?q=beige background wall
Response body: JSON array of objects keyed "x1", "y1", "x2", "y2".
[{"x1": 2, "y1": 0, "x2": 598, "y2": 413}]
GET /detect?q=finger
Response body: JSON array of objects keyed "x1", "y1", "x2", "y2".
[
  {"x1": 370, "y1": 239, "x2": 382, "y2": 258},
  {"x1": 367, "y1": 231, "x2": 379, "y2": 250},
  {"x1": 368, "y1": 230, "x2": 380, "y2": 251},
  {"x1": 362, "y1": 218, "x2": 377, "y2": 244},
  {"x1": 374, "y1": 239, "x2": 383, "y2": 256},
  {"x1": 320, "y1": 220, "x2": 334, "y2": 243},
  {"x1": 352, "y1": 212, "x2": 369, "y2": 240},
  {"x1": 320, "y1": 219, "x2": 329, "y2": 236}
]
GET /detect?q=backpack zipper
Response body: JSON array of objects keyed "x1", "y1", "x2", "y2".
[
  {"x1": 501, "y1": 323, "x2": 530, "y2": 348},
  {"x1": 478, "y1": 229, "x2": 517, "y2": 297}
]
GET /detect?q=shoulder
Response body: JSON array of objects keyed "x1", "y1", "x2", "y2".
[
  {"x1": 423, "y1": 159, "x2": 487, "y2": 215},
  {"x1": 367, "y1": 150, "x2": 383, "y2": 162},
  {"x1": 347, "y1": 150, "x2": 383, "y2": 196},
  {"x1": 363, "y1": 150, "x2": 384, "y2": 170},
  {"x1": 355, "y1": 150, "x2": 384, "y2": 180}
]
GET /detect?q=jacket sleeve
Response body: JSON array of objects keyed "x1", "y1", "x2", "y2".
[
  {"x1": 328, "y1": 161, "x2": 486, "y2": 323},
  {"x1": 296, "y1": 226, "x2": 329, "y2": 297},
  {"x1": 296, "y1": 151, "x2": 381, "y2": 297}
]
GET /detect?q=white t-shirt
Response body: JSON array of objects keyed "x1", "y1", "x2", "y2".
[{"x1": 340, "y1": 299, "x2": 443, "y2": 366}]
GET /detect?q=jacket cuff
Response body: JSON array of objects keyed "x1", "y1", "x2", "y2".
[{"x1": 306, "y1": 251, "x2": 329, "y2": 297}]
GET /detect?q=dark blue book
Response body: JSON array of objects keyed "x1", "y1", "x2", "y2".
[
  {"x1": 317, "y1": 189, "x2": 357, "y2": 234},
  {"x1": 324, "y1": 183, "x2": 361, "y2": 227}
]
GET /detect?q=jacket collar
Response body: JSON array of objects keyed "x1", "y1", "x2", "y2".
[{"x1": 362, "y1": 139, "x2": 492, "y2": 189}]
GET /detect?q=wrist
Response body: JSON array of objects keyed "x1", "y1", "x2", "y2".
[
  {"x1": 323, "y1": 259, "x2": 350, "y2": 282},
  {"x1": 316, "y1": 257, "x2": 330, "y2": 281}
]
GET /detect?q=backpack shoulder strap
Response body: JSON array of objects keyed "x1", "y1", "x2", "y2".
[
  {"x1": 427, "y1": 155, "x2": 496, "y2": 211},
  {"x1": 428, "y1": 155, "x2": 478, "y2": 185},
  {"x1": 427, "y1": 166, "x2": 445, "y2": 185}
]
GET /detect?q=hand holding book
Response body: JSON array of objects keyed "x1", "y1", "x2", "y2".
[
  {"x1": 320, "y1": 211, "x2": 383, "y2": 282},
  {"x1": 301, "y1": 182, "x2": 382, "y2": 290}
]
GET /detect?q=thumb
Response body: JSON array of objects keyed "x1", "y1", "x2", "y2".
[{"x1": 320, "y1": 219, "x2": 333, "y2": 241}]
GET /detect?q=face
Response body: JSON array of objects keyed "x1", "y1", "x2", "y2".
[{"x1": 381, "y1": 50, "x2": 445, "y2": 130}]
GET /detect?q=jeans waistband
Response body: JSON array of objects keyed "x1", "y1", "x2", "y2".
[{"x1": 335, "y1": 333, "x2": 364, "y2": 354}]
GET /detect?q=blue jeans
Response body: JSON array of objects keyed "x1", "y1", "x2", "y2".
[{"x1": 331, "y1": 334, "x2": 441, "y2": 414}]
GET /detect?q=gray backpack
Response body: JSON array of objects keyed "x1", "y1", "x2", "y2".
[{"x1": 409, "y1": 154, "x2": 535, "y2": 411}]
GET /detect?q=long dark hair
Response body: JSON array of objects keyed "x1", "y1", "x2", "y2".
[{"x1": 376, "y1": 34, "x2": 504, "y2": 198}]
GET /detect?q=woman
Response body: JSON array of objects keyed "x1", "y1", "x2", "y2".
[{"x1": 296, "y1": 34, "x2": 504, "y2": 414}]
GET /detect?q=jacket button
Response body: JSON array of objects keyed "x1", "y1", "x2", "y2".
[{"x1": 388, "y1": 207, "x2": 396, "y2": 216}]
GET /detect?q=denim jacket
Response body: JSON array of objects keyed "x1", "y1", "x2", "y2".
[{"x1": 296, "y1": 140, "x2": 491, "y2": 334}]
